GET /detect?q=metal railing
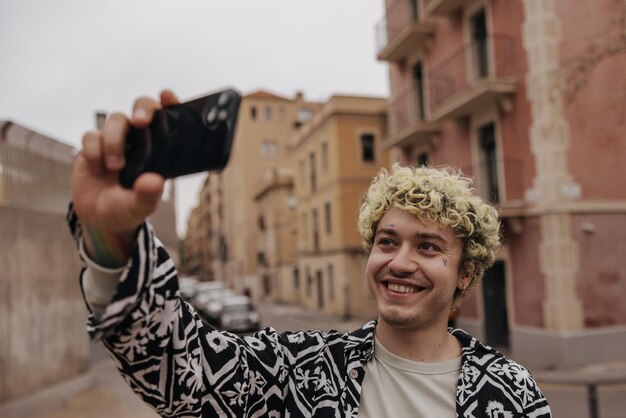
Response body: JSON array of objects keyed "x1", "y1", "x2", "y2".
[
  {"x1": 537, "y1": 365, "x2": 626, "y2": 418},
  {"x1": 387, "y1": 85, "x2": 428, "y2": 137},
  {"x1": 461, "y1": 158, "x2": 524, "y2": 204},
  {"x1": 375, "y1": 0, "x2": 419, "y2": 53},
  {"x1": 0, "y1": 142, "x2": 73, "y2": 214},
  {"x1": 428, "y1": 35, "x2": 516, "y2": 112}
]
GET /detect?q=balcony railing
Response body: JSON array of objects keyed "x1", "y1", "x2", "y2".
[
  {"x1": 383, "y1": 86, "x2": 440, "y2": 149},
  {"x1": 376, "y1": 0, "x2": 434, "y2": 62},
  {"x1": 428, "y1": 36, "x2": 517, "y2": 120},
  {"x1": 461, "y1": 158, "x2": 525, "y2": 207},
  {"x1": 423, "y1": 0, "x2": 466, "y2": 17}
]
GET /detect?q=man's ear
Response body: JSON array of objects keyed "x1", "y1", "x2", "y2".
[{"x1": 458, "y1": 261, "x2": 475, "y2": 290}]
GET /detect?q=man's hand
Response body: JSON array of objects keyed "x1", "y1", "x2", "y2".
[{"x1": 72, "y1": 90, "x2": 179, "y2": 267}]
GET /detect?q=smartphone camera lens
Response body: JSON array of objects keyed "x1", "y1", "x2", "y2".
[
  {"x1": 218, "y1": 91, "x2": 231, "y2": 107},
  {"x1": 206, "y1": 107, "x2": 218, "y2": 124}
]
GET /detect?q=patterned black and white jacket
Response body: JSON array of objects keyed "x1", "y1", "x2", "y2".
[{"x1": 69, "y1": 208, "x2": 552, "y2": 418}]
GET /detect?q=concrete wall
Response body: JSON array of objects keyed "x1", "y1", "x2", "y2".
[
  {"x1": 461, "y1": 317, "x2": 626, "y2": 370},
  {"x1": 573, "y1": 213, "x2": 626, "y2": 327},
  {"x1": 511, "y1": 325, "x2": 626, "y2": 370},
  {"x1": 0, "y1": 206, "x2": 89, "y2": 403}
]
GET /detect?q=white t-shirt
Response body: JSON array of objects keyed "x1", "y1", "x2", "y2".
[{"x1": 358, "y1": 337, "x2": 461, "y2": 418}]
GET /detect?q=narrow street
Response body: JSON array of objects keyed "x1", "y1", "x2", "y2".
[
  {"x1": 1, "y1": 300, "x2": 625, "y2": 418},
  {"x1": 255, "y1": 300, "x2": 370, "y2": 334}
]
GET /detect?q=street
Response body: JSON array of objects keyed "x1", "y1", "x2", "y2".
[{"x1": 1, "y1": 300, "x2": 625, "y2": 418}]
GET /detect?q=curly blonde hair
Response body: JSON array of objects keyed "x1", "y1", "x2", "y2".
[{"x1": 358, "y1": 164, "x2": 501, "y2": 296}]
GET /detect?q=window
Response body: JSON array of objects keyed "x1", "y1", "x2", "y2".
[
  {"x1": 316, "y1": 270, "x2": 324, "y2": 308},
  {"x1": 250, "y1": 106, "x2": 257, "y2": 120},
  {"x1": 263, "y1": 274, "x2": 271, "y2": 295},
  {"x1": 321, "y1": 142, "x2": 329, "y2": 170},
  {"x1": 479, "y1": 123, "x2": 500, "y2": 203},
  {"x1": 328, "y1": 264, "x2": 335, "y2": 301},
  {"x1": 409, "y1": 0, "x2": 419, "y2": 21},
  {"x1": 312, "y1": 208, "x2": 320, "y2": 253},
  {"x1": 265, "y1": 106, "x2": 273, "y2": 121},
  {"x1": 293, "y1": 267, "x2": 300, "y2": 289},
  {"x1": 306, "y1": 267, "x2": 312, "y2": 297},
  {"x1": 302, "y1": 212, "x2": 308, "y2": 248},
  {"x1": 287, "y1": 195, "x2": 297, "y2": 210},
  {"x1": 218, "y1": 235, "x2": 228, "y2": 261},
  {"x1": 309, "y1": 152, "x2": 317, "y2": 192},
  {"x1": 413, "y1": 62, "x2": 426, "y2": 121},
  {"x1": 417, "y1": 152, "x2": 428, "y2": 167},
  {"x1": 298, "y1": 108, "x2": 313, "y2": 123},
  {"x1": 471, "y1": 8, "x2": 489, "y2": 79},
  {"x1": 299, "y1": 159, "x2": 305, "y2": 187},
  {"x1": 324, "y1": 202, "x2": 332, "y2": 235},
  {"x1": 361, "y1": 134, "x2": 375, "y2": 162}
]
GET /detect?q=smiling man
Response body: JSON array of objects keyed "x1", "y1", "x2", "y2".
[
  {"x1": 354, "y1": 165, "x2": 550, "y2": 417},
  {"x1": 70, "y1": 94, "x2": 550, "y2": 417}
]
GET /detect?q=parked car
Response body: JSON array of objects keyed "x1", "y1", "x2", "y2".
[
  {"x1": 201, "y1": 288, "x2": 238, "y2": 324},
  {"x1": 178, "y1": 276, "x2": 199, "y2": 301},
  {"x1": 192, "y1": 281, "x2": 225, "y2": 308},
  {"x1": 217, "y1": 296, "x2": 261, "y2": 333}
]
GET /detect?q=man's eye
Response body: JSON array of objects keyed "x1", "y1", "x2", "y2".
[
  {"x1": 378, "y1": 238, "x2": 395, "y2": 247},
  {"x1": 418, "y1": 242, "x2": 438, "y2": 251}
]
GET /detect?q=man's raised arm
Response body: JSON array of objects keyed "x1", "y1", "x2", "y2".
[{"x1": 71, "y1": 91, "x2": 180, "y2": 267}]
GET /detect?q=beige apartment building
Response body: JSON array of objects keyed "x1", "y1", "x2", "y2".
[
  {"x1": 292, "y1": 95, "x2": 388, "y2": 319},
  {"x1": 376, "y1": 0, "x2": 626, "y2": 369},
  {"x1": 184, "y1": 176, "x2": 213, "y2": 279},
  {"x1": 147, "y1": 181, "x2": 179, "y2": 266},
  {"x1": 207, "y1": 90, "x2": 321, "y2": 294},
  {"x1": 253, "y1": 167, "x2": 299, "y2": 303}
]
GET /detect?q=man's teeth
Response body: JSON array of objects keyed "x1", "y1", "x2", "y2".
[{"x1": 387, "y1": 283, "x2": 419, "y2": 293}]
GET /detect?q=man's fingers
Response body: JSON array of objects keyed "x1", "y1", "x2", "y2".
[
  {"x1": 131, "y1": 96, "x2": 162, "y2": 128},
  {"x1": 160, "y1": 89, "x2": 180, "y2": 107},
  {"x1": 81, "y1": 131, "x2": 103, "y2": 171},
  {"x1": 131, "y1": 173, "x2": 165, "y2": 218},
  {"x1": 101, "y1": 112, "x2": 128, "y2": 171}
]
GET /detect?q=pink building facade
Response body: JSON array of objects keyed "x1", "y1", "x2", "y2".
[{"x1": 377, "y1": 0, "x2": 626, "y2": 369}]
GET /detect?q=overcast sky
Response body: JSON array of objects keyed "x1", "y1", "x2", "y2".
[{"x1": 0, "y1": 0, "x2": 389, "y2": 236}]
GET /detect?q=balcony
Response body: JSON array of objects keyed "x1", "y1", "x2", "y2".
[
  {"x1": 428, "y1": 36, "x2": 518, "y2": 122},
  {"x1": 461, "y1": 158, "x2": 526, "y2": 216},
  {"x1": 423, "y1": 0, "x2": 466, "y2": 17},
  {"x1": 376, "y1": 0, "x2": 435, "y2": 62},
  {"x1": 382, "y1": 86, "x2": 440, "y2": 150}
]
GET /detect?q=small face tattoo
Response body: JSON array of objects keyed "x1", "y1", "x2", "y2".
[{"x1": 442, "y1": 258, "x2": 448, "y2": 267}]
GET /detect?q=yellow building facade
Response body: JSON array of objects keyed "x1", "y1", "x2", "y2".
[
  {"x1": 291, "y1": 95, "x2": 389, "y2": 319},
  {"x1": 253, "y1": 167, "x2": 299, "y2": 303},
  {"x1": 209, "y1": 91, "x2": 321, "y2": 295},
  {"x1": 184, "y1": 176, "x2": 213, "y2": 279}
]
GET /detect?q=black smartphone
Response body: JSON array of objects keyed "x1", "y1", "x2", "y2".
[{"x1": 119, "y1": 88, "x2": 242, "y2": 188}]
